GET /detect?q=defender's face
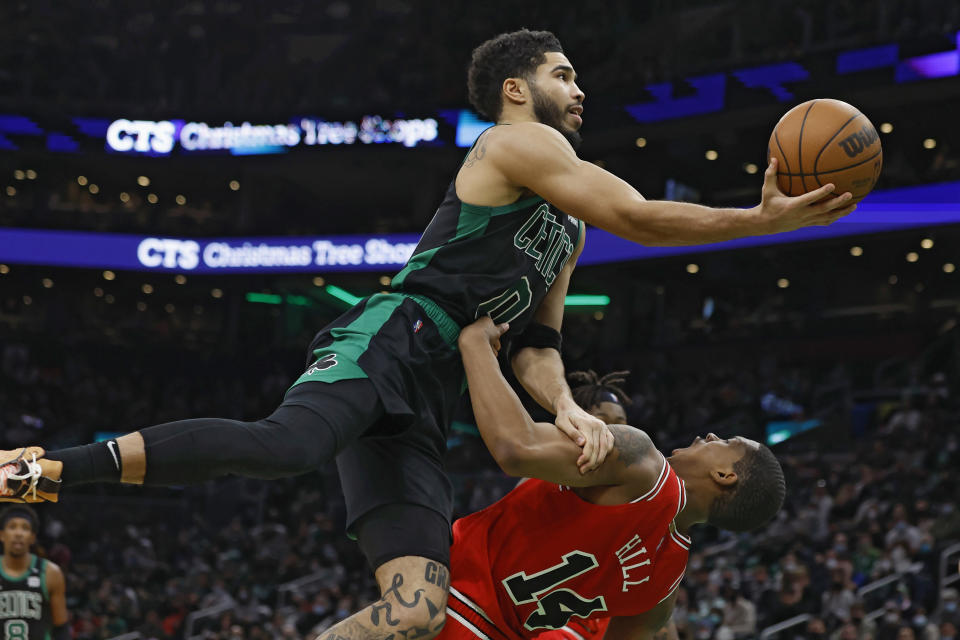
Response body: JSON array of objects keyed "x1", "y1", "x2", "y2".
[
  {"x1": 0, "y1": 517, "x2": 35, "y2": 558},
  {"x1": 531, "y1": 51, "x2": 585, "y2": 132},
  {"x1": 668, "y1": 433, "x2": 759, "y2": 470},
  {"x1": 590, "y1": 401, "x2": 627, "y2": 425}
]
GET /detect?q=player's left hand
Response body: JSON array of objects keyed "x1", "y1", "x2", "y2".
[{"x1": 555, "y1": 397, "x2": 615, "y2": 474}]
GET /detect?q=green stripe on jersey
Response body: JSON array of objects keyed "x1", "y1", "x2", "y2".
[{"x1": 393, "y1": 196, "x2": 544, "y2": 289}]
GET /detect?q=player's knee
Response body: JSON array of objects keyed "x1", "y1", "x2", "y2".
[
  {"x1": 373, "y1": 558, "x2": 449, "y2": 639},
  {"x1": 250, "y1": 409, "x2": 335, "y2": 475}
]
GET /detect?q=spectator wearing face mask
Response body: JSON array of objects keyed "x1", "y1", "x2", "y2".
[
  {"x1": 941, "y1": 589, "x2": 960, "y2": 628},
  {"x1": 908, "y1": 607, "x2": 937, "y2": 640}
]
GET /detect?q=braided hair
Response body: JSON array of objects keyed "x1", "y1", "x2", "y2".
[{"x1": 568, "y1": 370, "x2": 632, "y2": 411}]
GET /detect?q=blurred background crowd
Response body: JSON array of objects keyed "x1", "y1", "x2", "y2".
[{"x1": 1, "y1": 0, "x2": 959, "y2": 639}]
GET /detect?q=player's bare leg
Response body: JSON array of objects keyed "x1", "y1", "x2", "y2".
[
  {"x1": 315, "y1": 555, "x2": 449, "y2": 640},
  {"x1": 114, "y1": 433, "x2": 146, "y2": 484}
]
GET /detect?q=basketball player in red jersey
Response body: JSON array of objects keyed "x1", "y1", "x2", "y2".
[
  {"x1": 535, "y1": 370, "x2": 679, "y2": 640},
  {"x1": 441, "y1": 318, "x2": 786, "y2": 640}
]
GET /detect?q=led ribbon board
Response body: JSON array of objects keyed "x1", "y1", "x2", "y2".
[{"x1": 2, "y1": 182, "x2": 959, "y2": 272}]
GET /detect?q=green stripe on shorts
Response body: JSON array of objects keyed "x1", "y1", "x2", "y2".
[
  {"x1": 401, "y1": 293, "x2": 460, "y2": 348},
  {"x1": 290, "y1": 295, "x2": 404, "y2": 387}
]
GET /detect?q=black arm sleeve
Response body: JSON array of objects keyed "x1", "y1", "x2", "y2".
[{"x1": 513, "y1": 322, "x2": 562, "y2": 352}]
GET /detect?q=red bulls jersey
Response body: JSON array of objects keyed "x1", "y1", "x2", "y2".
[{"x1": 447, "y1": 455, "x2": 690, "y2": 640}]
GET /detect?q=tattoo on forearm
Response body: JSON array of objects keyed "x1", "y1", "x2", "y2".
[
  {"x1": 610, "y1": 425, "x2": 653, "y2": 467},
  {"x1": 370, "y1": 573, "x2": 426, "y2": 626}
]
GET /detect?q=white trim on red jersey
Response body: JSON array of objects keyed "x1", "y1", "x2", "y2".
[
  {"x1": 447, "y1": 607, "x2": 492, "y2": 640},
  {"x1": 630, "y1": 453, "x2": 668, "y2": 503}
]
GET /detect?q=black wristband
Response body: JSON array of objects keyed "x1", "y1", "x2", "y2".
[
  {"x1": 52, "y1": 624, "x2": 70, "y2": 640},
  {"x1": 513, "y1": 322, "x2": 562, "y2": 352}
]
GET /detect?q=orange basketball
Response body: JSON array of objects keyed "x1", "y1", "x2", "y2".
[{"x1": 767, "y1": 99, "x2": 883, "y2": 204}]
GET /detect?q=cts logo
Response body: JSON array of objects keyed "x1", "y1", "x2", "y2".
[
  {"x1": 137, "y1": 238, "x2": 201, "y2": 269},
  {"x1": 106, "y1": 119, "x2": 177, "y2": 154}
]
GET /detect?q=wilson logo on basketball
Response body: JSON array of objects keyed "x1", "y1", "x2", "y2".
[{"x1": 837, "y1": 124, "x2": 879, "y2": 158}]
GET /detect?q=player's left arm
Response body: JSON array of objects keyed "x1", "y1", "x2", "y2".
[
  {"x1": 603, "y1": 592, "x2": 678, "y2": 640},
  {"x1": 45, "y1": 560, "x2": 70, "y2": 637},
  {"x1": 511, "y1": 227, "x2": 613, "y2": 473}
]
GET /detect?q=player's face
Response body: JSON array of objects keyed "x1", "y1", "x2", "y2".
[
  {"x1": 590, "y1": 401, "x2": 627, "y2": 425},
  {"x1": 0, "y1": 518, "x2": 35, "y2": 558},
  {"x1": 668, "y1": 433, "x2": 759, "y2": 472},
  {"x1": 529, "y1": 51, "x2": 585, "y2": 149}
]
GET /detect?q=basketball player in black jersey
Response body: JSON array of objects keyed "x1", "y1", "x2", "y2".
[
  {"x1": 2, "y1": 29, "x2": 854, "y2": 640},
  {"x1": 0, "y1": 506, "x2": 69, "y2": 640}
]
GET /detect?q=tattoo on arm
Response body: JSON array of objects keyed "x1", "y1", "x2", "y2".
[
  {"x1": 370, "y1": 573, "x2": 425, "y2": 626},
  {"x1": 462, "y1": 139, "x2": 486, "y2": 168},
  {"x1": 424, "y1": 562, "x2": 449, "y2": 589},
  {"x1": 609, "y1": 425, "x2": 653, "y2": 468},
  {"x1": 316, "y1": 569, "x2": 446, "y2": 640}
]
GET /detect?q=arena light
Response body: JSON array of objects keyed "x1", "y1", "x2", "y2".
[
  {"x1": 923, "y1": 138, "x2": 937, "y2": 149},
  {"x1": 246, "y1": 292, "x2": 282, "y2": 304},
  {"x1": 325, "y1": 284, "x2": 363, "y2": 306},
  {"x1": 635, "y1": 137, "x2": 647, "y2": 148},
  {"x1": 880, "y1": 122, "x2": 893, "y2": 133},
  {"x1": 564, "y1": 294, "x2": 610, "y2": 306},
  {"x1": 286, "y1": 295, "x2": 311, "y2": 307},
  {"x1": 921, "y1": 238, "x2": 934, "y2": 249},
  {"x1": 705, "y1": 149, "x2": 718, "y2": 160}
]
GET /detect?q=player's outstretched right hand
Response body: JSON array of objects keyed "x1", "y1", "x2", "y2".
[
  {"x1": 754, "y1": 157, "x2": 858, "y2": 234},
  {"x1": 459, "y1": 316, "x2": 510, "y2": 356}
]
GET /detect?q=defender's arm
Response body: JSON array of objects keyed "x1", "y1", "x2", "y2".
[{"x1": 460, "y1": 319, "x2": 655, "y2": 488}]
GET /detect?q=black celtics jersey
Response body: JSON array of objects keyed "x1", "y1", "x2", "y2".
[
  {"x1": 0, "y1": 555, "x2": 51, "y2": 640},
  {"x1": 392, "y1": 179, "x2": 584, "y2": 339}
]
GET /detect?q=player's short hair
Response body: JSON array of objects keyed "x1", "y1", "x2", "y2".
[
  {"x1": 467, "y1": 29, "x2": 564, "y2": 121},
  {"x1": 0, "y1": 505, "x2": 39, "y2": 533},
  {"x1": 708, "y1": 444, "x2": 785, "y2": 532},
  {"x1": 568, "y1": 369, "x2": 632, "y2": 410}
]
